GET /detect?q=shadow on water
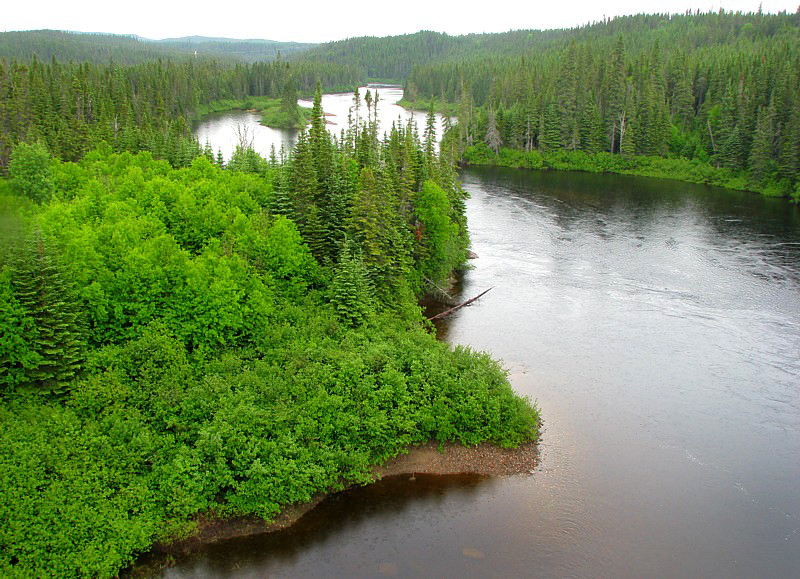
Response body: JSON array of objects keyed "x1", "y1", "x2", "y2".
[
  {"x1": 133, "y1": 474, "x2": 494, "y2": 577},
  {"x1": 419, "y1": 273, "x2": 467, "y2": 341}
]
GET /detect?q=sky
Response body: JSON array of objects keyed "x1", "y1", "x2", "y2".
[{"x1": 1, "y1": 0, "x2": 796, "y2": 43}]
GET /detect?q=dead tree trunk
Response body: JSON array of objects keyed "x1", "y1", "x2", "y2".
[{"x1": 427, "y1": 287, "x2": 493, "y2": 321}]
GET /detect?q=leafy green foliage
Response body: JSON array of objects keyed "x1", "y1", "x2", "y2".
[
  {"x1": 8, "y1": 142, "x2": 54, "y2": 203},
  {"x1": 0, "y1": 137, "x2": 537, "y2": 577},
  {"x1": 414, "y1": 181, "x2": 466, "y2": 287},
  {"x1": 463, "y1": 144, "x2": 770, "y2": 195}
]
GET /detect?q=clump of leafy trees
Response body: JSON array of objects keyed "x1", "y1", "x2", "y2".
[{"x1": 0, "y1": 84, "x2": 538, "y2": 577}]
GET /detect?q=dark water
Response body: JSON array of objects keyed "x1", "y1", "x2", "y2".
[{"x1": 160, "y1": 167, "x2": 800, "y2": 577}]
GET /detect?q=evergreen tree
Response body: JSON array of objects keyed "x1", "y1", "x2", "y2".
[
  {"x1": 0, "y1": 266, "x2": 41, "y2": 393},
  {"x1": 484, "y1": 107, "x2": 502, "y2": 155},
  {"x1": 539, "y1": 101, "x2": 561, "y2": 152},
  {"x1": 778, "y1": 105, "x2": 800, "y2": 182},
  {"x1": 749, "y1": 105, "x2": 774, "y2": 182},
  {"x1": 719, "y1": 125, "x2": 746, "y2": 171},
  {"x1": 558, "y1": 40, "x2": 579, "y2": 151},
  {"x1": 607, "y1": 35, "x2": 627, "y2": 153},
  {"x1": 5, "y1": 232, "x2": 86, "y2": 396},
  {"x1": 579, "y1": 95, "x2": 605, "y2": 154},
  {"x1": 280, "y1": 73, "x2": 300, "y2": 128},
  {"x1": 330, "y1": 239, "x2": 375, "y2": 326},
  {"x1": 348, "y1": 167, "x2": 410, "y2": 301}
]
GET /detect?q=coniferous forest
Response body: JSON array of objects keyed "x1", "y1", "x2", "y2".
[
  {"x1": 1, "y1": 8, "x2": 798, "y2": 577},
  {"x1": 300, "y1": 11, "x2": 800, "y2": 198}
]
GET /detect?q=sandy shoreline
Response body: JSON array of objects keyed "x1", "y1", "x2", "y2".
[{"x1": 144, "y1": 439, "x2": 539, "y2": 557}]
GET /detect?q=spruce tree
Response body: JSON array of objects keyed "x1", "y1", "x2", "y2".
[
  {"x1": 539, "y1": 101, "x2": 561, "y2": 152},
  {"x1": 778, "y1": 106, "x2": 800, "y2": 181},
  {"x1": 330, "y1": 239, "x2": 375, "y2": 326},
  {"x1": 484, "y1": 107, "x2": 502, "y2": 155},
  {"x1": 6, "y1": 232, "x2": 86, "y2": 396},
  {"x1": 749, "y1": 105, "x2": 774, "y2": 182},
  {"x1": 558, "y1": 40, "x2": 579, "y2": 151}
]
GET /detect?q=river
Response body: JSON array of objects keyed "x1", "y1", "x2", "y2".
[
  {"x1": 192, "y1": 85, "x2": 448, "y2": 163},
  {"x1": 179, "y1": 94, "x2": 800, "y2": 577}
]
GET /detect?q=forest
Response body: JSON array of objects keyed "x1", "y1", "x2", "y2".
[
  {"x1": 1, "y1": 8, "x2": 798, "y2": 577},
  {"x1": 403, "y1": 11, "x2": 800, "y2": 199},
  {"x1": 0, "y1": 86, "x2": 539, "y2": 576},
  {"x1": 0, "y1": 54, "x2": 363, "y2": 169},
  {"x1": 5, "y1": 11, "x2": 797, "y2": 197},
  {"x1": 295, "y1": 11, "x2": 800, "y2": 198}
]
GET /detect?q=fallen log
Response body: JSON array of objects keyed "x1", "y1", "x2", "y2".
[
  {"x1": 427, "y1": 287, "x2": 493, "y2": 321},
  {"x1": 425, "y1": 277, "x2": 459, "y2": 306}
]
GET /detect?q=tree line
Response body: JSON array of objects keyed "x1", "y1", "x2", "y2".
[
  {"x1": 402, "y1": 10, "x2": 800, "y2": 196},
  {"x1": 0, "y1": 30, "x2": 315, "y2": 65},
  {"x1": 0, "y1": 54, "x2": 363, "y2": 171}
]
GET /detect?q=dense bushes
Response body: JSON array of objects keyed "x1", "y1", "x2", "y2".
[{"x1": 0, "y1": 140, "x2": 538, "y2": 577}]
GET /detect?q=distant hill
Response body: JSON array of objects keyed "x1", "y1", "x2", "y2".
[
  {"x1": 293, "y1": 10, "x2": 800, "y2": 82},
  {"x1": 292, "y1": 29, "x2": 568, "y2": 81},
  {"x1": 152, "y1": 35, "x2": 315, "y2": 62},
  {"x1": 0, "y1": 30, "x2": 315, "y2": 64}
]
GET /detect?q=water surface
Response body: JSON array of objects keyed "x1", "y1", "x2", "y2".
[{"x1": 193, "y1": 86, "x2": 447, "y2": 162}]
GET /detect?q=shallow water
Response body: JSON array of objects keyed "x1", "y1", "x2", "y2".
[{"x1": 175, "y1": 118, "x2": 800, "y2": 577}]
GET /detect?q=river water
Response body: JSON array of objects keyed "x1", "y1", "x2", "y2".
[
  {"x1": 193, "y1": 85, "x2": 447, "y2": 163},
  {"x1": 179, "y1": 95, "x2": 800, "y2": 577}
]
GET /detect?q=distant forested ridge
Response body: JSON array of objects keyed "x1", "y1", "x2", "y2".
[
  {"x1": 0, "y1": 30, "x2": 315, "y2": 64},
  {"x1": 152, "y1": 36, "x2": 316, "y2": 63}
]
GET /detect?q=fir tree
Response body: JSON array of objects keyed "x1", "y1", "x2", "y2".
[
  {"x1": 749, "y1": 105, "x2": 774, "y2": 182},
  {"x1": 330, "y1": 239, "x2": 375, "y2": 326},
  {"x1": 539, "y1": 101, "x2": 561, "y2": 152},
  {"x1": 484, "y1": 107, "x2": 502, "y2": 155},
  {"x1": 5, "y1": 232, "x2": 86, "y2": 396}
]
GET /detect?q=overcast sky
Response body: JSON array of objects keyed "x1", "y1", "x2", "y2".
[{"x1": 2, "y1": 0, "x2": 796, "y2": 43}]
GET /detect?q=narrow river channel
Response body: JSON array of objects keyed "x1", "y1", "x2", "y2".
[{"x1": 174, "y1": 90, "x2": 800, "y2": 577}]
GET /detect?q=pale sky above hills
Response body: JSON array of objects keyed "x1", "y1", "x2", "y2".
[{"x1": 2, "y1": 0, "x2": 796, "y2": 43}]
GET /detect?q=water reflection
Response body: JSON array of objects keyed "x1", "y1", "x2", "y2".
[{"x1": 159, "y1": 475, "x2": 497, "y2": 578}]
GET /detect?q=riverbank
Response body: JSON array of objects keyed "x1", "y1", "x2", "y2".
[
  {"x1": 463, "y1": 144, "x2": 800, "y2": 201},
  {"x1": 192, "y1": 96, "x2": 309, "y2": 129},
  {"x1": 396, "y1": 97, "x2": 458, "y2": 116},
  {"x1": 131, "y1": 439, "x2": 539, "y2": 570}
]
